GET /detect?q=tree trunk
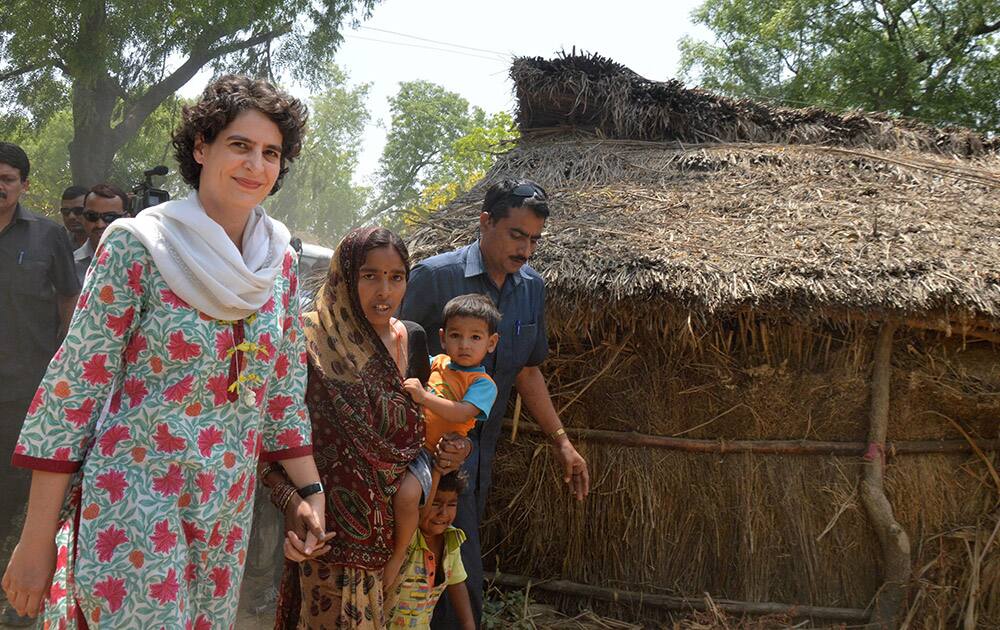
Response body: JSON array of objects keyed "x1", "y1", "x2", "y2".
[
  {"x1": 69, "y1": 83, "x2": 121, "y2": 186},
  {"x1": 67, "y1": 0, "x2": 121, "y2": 187}
]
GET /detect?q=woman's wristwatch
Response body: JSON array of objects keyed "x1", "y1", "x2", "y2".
[{"x1": 297, "y1": 482, "x2": 324, "y2": 499}]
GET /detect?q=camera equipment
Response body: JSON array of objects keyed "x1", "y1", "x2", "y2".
[{"x1": 132, "y1": 165, "x2": 171, "y2": 214}]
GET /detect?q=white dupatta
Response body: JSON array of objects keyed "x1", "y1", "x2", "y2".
[{"x1": 103, "y1": 190, "x2": 291, "y2": 321}]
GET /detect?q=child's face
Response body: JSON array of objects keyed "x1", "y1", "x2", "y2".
[
  {"x1": 356, "y1": 245, "x2": 407, "y2": 329},
  {"x1": 439, "y1": 316, "x2": 498, "y2": 367},
  {"x1": 419, "y1": 489, "x2": 459, "y2": 536}
]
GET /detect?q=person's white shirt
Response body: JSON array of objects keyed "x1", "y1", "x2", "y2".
[{"x1": 73, "y1": 240, "x2": 96, "y2": 285}]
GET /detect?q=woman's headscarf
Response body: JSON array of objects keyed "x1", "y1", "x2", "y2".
[{"x1": 302, "y1": 226, "x2": 423, "y2": 473}]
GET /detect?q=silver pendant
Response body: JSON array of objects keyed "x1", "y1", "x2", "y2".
[{"x1": 242, "y1": 387, "x2": 256, "y2": 407}]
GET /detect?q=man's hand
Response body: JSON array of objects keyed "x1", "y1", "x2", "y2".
[
  {"x1": 402, "y1": 378, "x2": 426, "y2": 404},
  {"x1": 515, "y1": 366, "x2": 591, "y2": 502},
  {"x1": 434, "y1": 434, "x2": 472, "y2": 474},
  {"x1": 553, "y1": 438, "x2": 589, "y2": 501}
]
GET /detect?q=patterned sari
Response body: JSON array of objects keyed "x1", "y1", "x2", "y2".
[{"x1": 275, "y1": 227, "x2": 424, "y2": 629}]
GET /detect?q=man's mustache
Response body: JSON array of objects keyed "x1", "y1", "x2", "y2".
[{"x1": 0, "y1": 191, "x2": 7, "y2": 199}]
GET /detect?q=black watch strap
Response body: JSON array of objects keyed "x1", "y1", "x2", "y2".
[{"x1": 297, "y1": 482, "x2": 324, "y2": 499}]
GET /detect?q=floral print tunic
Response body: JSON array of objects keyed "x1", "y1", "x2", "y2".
[{"x1": 12, "y1": 229, "x2": 312, "y2": 629}]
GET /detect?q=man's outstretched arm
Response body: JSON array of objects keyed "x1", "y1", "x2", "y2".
[{"x1": 514, "y1": 365, "x2": 590, "y2": 501}]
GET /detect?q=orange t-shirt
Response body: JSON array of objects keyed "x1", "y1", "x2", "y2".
[{"x1": 422, "y1": 354, "x2": 497, "y2": 450}]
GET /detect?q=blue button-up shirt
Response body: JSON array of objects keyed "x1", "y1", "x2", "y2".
[{"x1": 400, "y1": 241, "x2": 547, "y2": 514}]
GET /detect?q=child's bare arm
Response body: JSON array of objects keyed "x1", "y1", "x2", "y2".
[
  {"x1": 422, "y1": 395, "x2": 480, "y2": 425},
  {"x1": 445, "y1": 582, "x2": 476, "y2": 630},
  {"x1": 402, "y1": 378, "x2": 480, "y2": 425},
  {"x1": 418, "y1": 467, "x2": 442, "y2": 521}
]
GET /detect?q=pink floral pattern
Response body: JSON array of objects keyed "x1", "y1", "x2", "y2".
[{"x1": 13, "y1": 229, "x2": 310, "y2": 628}]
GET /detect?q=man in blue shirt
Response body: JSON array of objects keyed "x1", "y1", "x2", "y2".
[{"x1": 400, "y1": 178, "x2": 590, "y2": 628}]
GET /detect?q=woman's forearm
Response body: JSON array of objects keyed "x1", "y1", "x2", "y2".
[
  {"x1": 22, "y1": 471, "x2": 73, "y2": 541},
  {"x1": 257, "y1": 461, "x2": 288, "y2": 488},
  {"x1": 278, "y1": 455, "x2": 321, "y2": 489}
]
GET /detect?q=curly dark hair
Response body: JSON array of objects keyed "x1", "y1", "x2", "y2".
[{"x1": 172, "y1": 75, "x2": 308, "y2": 195}]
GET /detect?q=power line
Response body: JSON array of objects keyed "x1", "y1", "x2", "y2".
[
  {"x1": 358, "y1": 26, "x2": 510, "y2": 58},
  {"x1": 347, "y1": 35, "x2": 509, "y2": 64}
]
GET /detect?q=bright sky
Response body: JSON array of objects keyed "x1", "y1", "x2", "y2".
[{"x1": 183, "y1": 0, "x2": 711, "y2": 183}]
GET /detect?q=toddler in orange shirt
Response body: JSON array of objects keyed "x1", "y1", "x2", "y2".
[{"x1": 385, "y1": 293, "x2": 499, "y2": 589}]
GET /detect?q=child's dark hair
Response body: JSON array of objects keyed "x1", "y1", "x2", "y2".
[
  {"x1": 437, "y1": 469, "x2": 468, "y2": 495},
  {"x1": 442, "y1": 293, "x2": 500, "y2": 335}
]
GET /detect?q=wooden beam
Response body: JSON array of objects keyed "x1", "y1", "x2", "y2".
[
  {"x1": 503, "y1": 419, "x2": 1000, "y2": 455},
  {"x1": 860, "y1": 324, "x2": 911, "y2": 628},
  {"x1": 486, "y1": 571, "x2": 870, "y2": 622}
]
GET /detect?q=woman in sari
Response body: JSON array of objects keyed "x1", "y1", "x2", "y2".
[{"x1": 264, "y1": 226, "x2": 470, "y2": 629}]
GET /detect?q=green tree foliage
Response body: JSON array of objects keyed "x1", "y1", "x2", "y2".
[
  {"x1": 7, "y1": 98, "x2": 184, "y2": 216},
  {"x1": 267, "y1": 66, "x2": 371, "y2": 245},
  {"x1": 370, "y1": 80, "x2": 518, "y2": 224},
  {"x1": 0, "y1": 0, "x2": 379, "y2": 185},
  {"x1": 10, "y1": 66, "x2": 370, "y2": 244},
  {"x1": 679, "y1": 0, "x2": 1000, "y2": 130}
]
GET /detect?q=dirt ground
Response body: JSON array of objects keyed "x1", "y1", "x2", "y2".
[{"x1": 235, "y1": 570, "x2": 279, "y2": 630}]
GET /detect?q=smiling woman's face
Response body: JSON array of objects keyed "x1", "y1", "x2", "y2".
[{"x1": 193, "y1": 108, "x2": 282, "y2": 214}]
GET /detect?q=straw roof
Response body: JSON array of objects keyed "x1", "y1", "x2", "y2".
[{"x1": 406, "y1": 54, "x2": 1000, "y2": 324}]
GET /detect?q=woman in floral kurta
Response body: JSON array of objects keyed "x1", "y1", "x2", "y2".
[
  {"x1": 14, "y1": 231, "x2": 308, "y2": 628},
  {"x1": 3, "y1": 76, "x2": 324, "y2": 629}
]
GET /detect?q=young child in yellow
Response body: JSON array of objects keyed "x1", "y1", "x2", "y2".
[
  {"x1": 385, "y1": 293, "x2": 500, "y2": 589},
  {"x1": 389, "y1": 470, "x2": 476, "y2": 629}
]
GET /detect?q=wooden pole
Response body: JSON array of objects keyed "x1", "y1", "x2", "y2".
[
  {"x1": 860, "y1": 324, "x2": 911, "y2": 629},
  {"x1": 502, "y1": 419, "x2": 1000, "y2": 456},
  {"x1": 486, "y1": 571, "x2": 871, "y2": 622}
]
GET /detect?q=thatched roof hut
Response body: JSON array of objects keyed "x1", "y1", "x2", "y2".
[{"x1": 407, "y1": 54, "x2": 1000, "y2": 628}]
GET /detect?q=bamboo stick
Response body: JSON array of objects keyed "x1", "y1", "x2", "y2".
[
  {"x1": 486, "y1": 571, "x2": 871, "y2": 622},
  {"x1": 502, "y1": 419, "x2": 1000, "y2": 455},
  {"x1": 860, "y1": 323, "x2": 911, "y2": 629}
]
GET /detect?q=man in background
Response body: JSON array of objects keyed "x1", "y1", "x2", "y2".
[
  {"x1": 74, "y1": 183, "x2": 131, "y2": 284},
  {"x1": 59, "y1": 185, "x2": 89, "y2": 249},
  {"x1": 401, "y1": 178, "x2": 590, "y2": 628},
  {"x1": 0, "y1": 142, "x2": 80, "y2": 626}
]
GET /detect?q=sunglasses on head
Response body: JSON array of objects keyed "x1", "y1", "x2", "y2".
[
  {"x1": 510, "y1": 183, "x2": 546, "y2": 201},
  {"x1": 84, "y1": 211, "x2": 126, "y2": 223},
  {"x1": 60, "y1": 206, "x2": 85, "y2": 217}
]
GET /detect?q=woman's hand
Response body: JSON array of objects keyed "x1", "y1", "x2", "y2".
[
  {"x1": 2, "y1": 537, "x2": 56, "y2": 618},
  {"x1": 283, "y1": 493, "x2": 334, "y2": 562},
  {"x1": 434, "y1": 434, "x2": 472, "y2": 474}
]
